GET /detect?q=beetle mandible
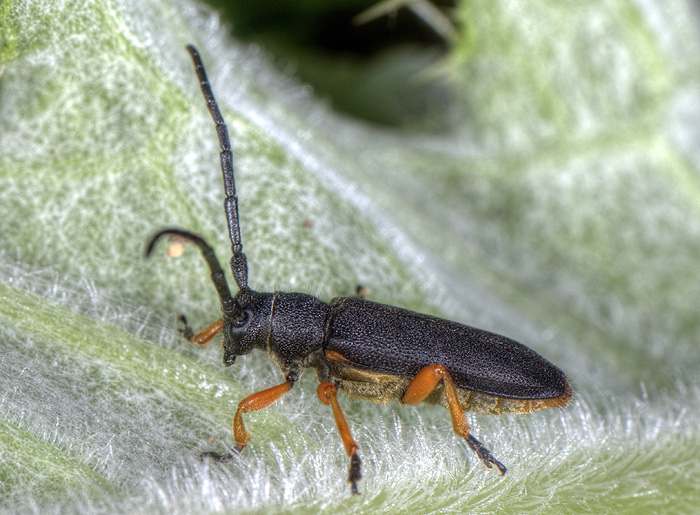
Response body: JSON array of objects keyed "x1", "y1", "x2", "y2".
[{"x1": 146, "y1": 45, "x2": 573, "y2": 495}]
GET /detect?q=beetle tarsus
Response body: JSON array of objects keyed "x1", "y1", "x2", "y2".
[
  {"x1": 178, "y1": 314, "x2": 195, "y2": 341},
  {"x1": 200, "y1": 447, "x2": 239, "y2": 462},
  {"x1": 349, "y1": 452, "x2": 362, "y2": 495},
  {"x1": 465, "y1": 434, "x2": 507, "y2": 475}
]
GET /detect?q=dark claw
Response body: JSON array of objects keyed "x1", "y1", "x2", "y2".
[
  {"x1": 349, "y1": 453, "x2": 362, "y2": 495},
  {"x1": 465, "y1": 434, "x2": 507, "y2": 476},
  {"x1": 178, "y1": 314, "x2": 194, "y2": 341}
]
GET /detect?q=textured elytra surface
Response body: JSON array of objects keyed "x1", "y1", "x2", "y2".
[
  {"x1": 327, "y1": 297, "x2": 569, "y2": 403},
  {"x1": 1, "y1": 0, "x2": 700, "y2": 514}
]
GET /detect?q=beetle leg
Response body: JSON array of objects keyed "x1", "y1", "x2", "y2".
[
  {"x1": 178, "y1": 315, "x2": 223, "y2": 346},
  {"x1": 403, "y1": 364, "x2": 506, "y2": 475},
  {"x1": 317, "y1": 382, "x2": 362, "y2": 495},
  {"x1": 202, "y1": 375, "x2": 295, "y2": 462},
  {"x1": 354, "y1": 284, "x2": 370, "y2": 299}
]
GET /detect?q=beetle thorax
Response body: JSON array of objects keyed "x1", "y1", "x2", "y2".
[{"x1": 267, "y1": 292, "x2": 331, "y2": 375}]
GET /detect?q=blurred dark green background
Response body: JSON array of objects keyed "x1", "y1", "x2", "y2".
[{"x1": 201, "y1": 0, "x2": 455, "y2": 128}]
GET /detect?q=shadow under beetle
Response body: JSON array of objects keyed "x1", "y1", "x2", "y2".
[{"x1": 146, "y1": 45, "x2": 573, "y2": 495}]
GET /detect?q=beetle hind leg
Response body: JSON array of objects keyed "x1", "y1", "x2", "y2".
[
  {"x1": 402, "y1": 364, "x2": 506, "y2": 476},
  {"x1": 317, "y1": 382, "x2": 362, "y2": 495}
]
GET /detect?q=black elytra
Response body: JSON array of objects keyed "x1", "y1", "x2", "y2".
[{"x1": 146, "y1": 44, "x2": 573, "y2": 495}]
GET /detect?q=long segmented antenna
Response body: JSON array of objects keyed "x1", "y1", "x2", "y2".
[
  {"x1": 145, "y1": 228, "x2": 239, "y2": 316},
  {"x1": 186, "y1": 44, "x2": 249, "y2": 291}
]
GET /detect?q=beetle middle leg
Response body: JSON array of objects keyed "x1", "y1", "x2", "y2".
[
  {"x1": 402, "y1": 364, "x2": 507, "y2": 475},
  {"x1": 317, "y1": 382, "x2": 362, "y2": 495},
  {"x1": 178, "y1": 315, "x2": 223, "y2": 346},
  {"x1": 202, "y1": 374, "x2": 296, "y2": 461}
]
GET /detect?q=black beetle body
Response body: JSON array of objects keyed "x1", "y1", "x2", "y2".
[
  {"x1": 324, "y1": 297, "x2": 571, "y2": 412},
  {"x1": 146, "y1": 45, "x2": 572, "y2": 495}
]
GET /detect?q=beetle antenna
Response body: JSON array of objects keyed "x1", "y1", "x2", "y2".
[
  {"x1": 145, "y1": 228, "x2": 240, "y2": 317},
  {"x1": 186, "y1": 44, "x2": 248, "y2": 291}
]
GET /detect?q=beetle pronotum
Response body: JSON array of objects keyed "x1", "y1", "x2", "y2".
[{"x1": 146, "y1": 45, "x2": 573, "y2": 495}]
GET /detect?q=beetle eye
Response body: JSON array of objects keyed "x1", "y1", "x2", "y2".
[{"x1": 227, "y1": 309, "x2": 251, "y2": 342}]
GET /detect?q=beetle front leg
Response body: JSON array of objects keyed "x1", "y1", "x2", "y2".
[
  {"x1": 202, "y1": 374, "x2": 296, "y2": 461},
  {"x1": 317, "y1": 382, "x2": 362, "y2": 495},
  {"x1": 178, "y1": 315, "x2": 223, "y2": 346},
  {"x1": 403, "y1": 364, "x2": 506, "y2": 475}
]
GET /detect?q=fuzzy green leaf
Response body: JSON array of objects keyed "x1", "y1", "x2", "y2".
[{"x1": 1, "y1": 0, "x2": 699, "y2": 513}]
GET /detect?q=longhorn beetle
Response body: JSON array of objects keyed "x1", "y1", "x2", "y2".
[{"x1": 146, "y1": 45, "x2": 573, "y2": 495}]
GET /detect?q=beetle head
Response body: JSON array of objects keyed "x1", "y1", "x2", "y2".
[
  {"x1": 146, "y1": 229, "x2": 273, "y2": 367},
  {"x1": 221, "y1": 289, "x2": 273, "y2": 366}
]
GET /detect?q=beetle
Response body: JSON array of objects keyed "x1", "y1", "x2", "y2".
[{"x1": 146, "y1": 45, "x2": 573, "y2": 495}]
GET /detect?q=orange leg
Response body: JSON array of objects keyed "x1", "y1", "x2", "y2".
[
  {"x1": 317, "y1": 382, "x2": 362, "y2": 495},
  {"x1": 179, "y1": 316, "x2": 223, "y2": 346},
  {"x1": 202, "y1": 376, "x2": 295, "y2": 462},
  {"x1": 403, "y1": 364, "x2": 506, "y2": 475}
]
